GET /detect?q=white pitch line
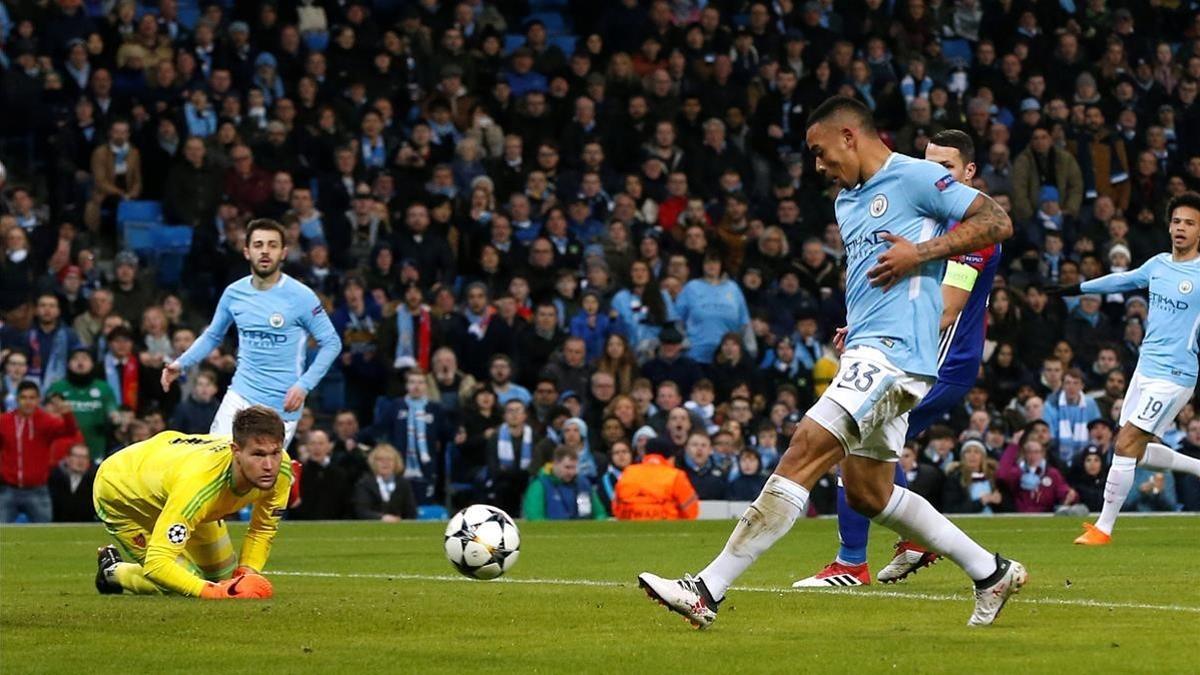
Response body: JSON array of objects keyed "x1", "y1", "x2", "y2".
[{"x1": 271, "y1": 570, "x2": 1200, "y2": 615}]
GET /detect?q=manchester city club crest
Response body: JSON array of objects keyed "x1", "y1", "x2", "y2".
[
  {"x1": 269, "y1": 312, "x2": 285, "y2": 328},
  {"x1": 1180, "y1": 280, "x2": 1193, "y2": 295},
  {"x1": 869, "y1": 194, "x2": 888, "y2": 217}
]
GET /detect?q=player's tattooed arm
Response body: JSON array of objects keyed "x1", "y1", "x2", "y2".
[
  {"x1": 869, "y1": 194, "x2": 1012, "y2": 290},
  {"x1": 915, "y1": 194, "x2": 1013, "y2": 263}
]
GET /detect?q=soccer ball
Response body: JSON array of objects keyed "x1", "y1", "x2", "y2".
[{"x1": 443, "y1": 504, "x2": 521, "y2": 580}]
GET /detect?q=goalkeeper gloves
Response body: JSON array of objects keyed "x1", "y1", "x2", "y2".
[{"x1": 199, "y1": 572, "x2": 273, "y2": 600}]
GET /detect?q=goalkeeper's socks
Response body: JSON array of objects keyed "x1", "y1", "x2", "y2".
[{"x1": 110, "y1": 562, "x2": 165, "y2": 595}]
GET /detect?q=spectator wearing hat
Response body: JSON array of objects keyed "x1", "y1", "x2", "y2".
[
  {"x1": 727, "y1": 448, "x2": 768, "y2": 501},
  {"x1": 1068, "y1": 445, "x2": 1110, "y2": 512},
  {"x1": 943, "y1": 439, "x2": 1004, "y2": 514},
  {"x1": 640, "y1": 327, "x2": 699, "y2": 397},
  {"x1": 45, "y1": 347, "x2": 117, "y2": 460},
  {"x1": 333, "y1": 184, "x2": 387, "y2": 269},
  {"x1": 1033, "y1": 184, "x2": 1066, "y2": 242},
  {"x1": 505, "y1": 47, "x2": 547, "y2": 99},
  {"x1": 109, "y1": 251, "x2": 154, "y2": 326},
  {"x1": 1012, "y1": 123, "x2": 1084, "y2": 223}
]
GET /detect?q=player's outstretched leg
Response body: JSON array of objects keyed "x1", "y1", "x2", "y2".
[
  {"x1": 1080, "y1": 428, "x2": 1200, "y2": 544},
  {"x1": 638, "y1": 419, "x2": 844, "y2": 629},
  {"x1": 95, "y1": 546, "x2": 164, "y2": 595},
  {"x1": 875, "y1": 464, "x2": 940, "y2": 583},
  {"x1": 792, "y1": 473, "x2": 871, "y2": 588},
  {"x1": 848, "y1": 458, "x2": 1026, "y2": 627}
]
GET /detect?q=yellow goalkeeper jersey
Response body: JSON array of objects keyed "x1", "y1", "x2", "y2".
[{"x1": 94, "y1": 430, "x2": 292, "y2": 596}]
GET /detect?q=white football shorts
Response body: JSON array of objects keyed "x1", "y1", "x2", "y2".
[{"x1": 806, "y1": 347, "x2": 933, "y2": 461}]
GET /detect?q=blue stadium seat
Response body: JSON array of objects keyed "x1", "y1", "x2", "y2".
[
  {"x1": 530, "y1": 0, "x2": 568, "y2": 8},
  {"x1": 116, "y1": 200, "x2": 163, "y2": 227},
  {"x1": 940, "y1": 38, "x2": 974, "y2": 68},
  {"x1": 504, "y1": 33, "x2": 525, "y2": 54},
  {"x1": 303, "y1": 31, "x2": 330, "y2": 53},
  {"x1": 177, "y1": 6, "x2": 200, "y2": 31},
  {"x1": 155, "y1": 224, "x2": 193, "y2": 252},
  {"x1": 418, "y1": 505, "x2": 449, "y2": 521},
  {"x1": 117, "y1": 201, "x2": 164, "y2": 250},
  {"x1": 528, "y1": 12, "x2": 566, "y2": 34},
  {"x1": 550, "y1": 35, "x2": 577, "y2": 55}
]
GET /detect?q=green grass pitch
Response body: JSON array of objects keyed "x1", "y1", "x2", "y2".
[{"x1": 2, "y1": 516, "x2": 1198, "y2": 674}]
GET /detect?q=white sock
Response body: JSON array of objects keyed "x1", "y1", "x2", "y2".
[
  {"x1": 1095, "y1": 455, "x2": 1137, "y2": 535},
  {"x1": 1140, "y1": 442, "x2": 1200, "y2": 477},
  {"x1": 872, "y1": 487, "x2": 996, "y2": 581},
  {"x1": 697, "y1": 474, "x2": 809, "y2": 601}
]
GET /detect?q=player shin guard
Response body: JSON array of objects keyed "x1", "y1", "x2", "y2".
[
  {"x1": 698, "y1": 475, "x2": 809, "y2": 601},
  {"x1": 872, "y1": 487, "x2": 996, "y2": 581},
  {"x1": 1140, "y1": 442, "x2": 1200, "y2": 477},
  {"x1": 1095, "y1": 455, "x2": 1137, "y2": 535},
  {"x1": 835, "y1": 478, "x2": 870, "y2": 565},
  {"x1": 108, "y1": 562, "x2": 165, "y2": 595}
]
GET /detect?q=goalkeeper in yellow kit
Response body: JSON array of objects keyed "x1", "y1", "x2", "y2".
[{"x1": 93, "y1": 406, "x2": 290, "y2": 599}]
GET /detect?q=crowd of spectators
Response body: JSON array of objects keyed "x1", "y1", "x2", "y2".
[{"x1": 2, "y1": 0, "x2": 1200, "y2": 523}]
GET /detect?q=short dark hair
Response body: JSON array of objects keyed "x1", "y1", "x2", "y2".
[
  {"x1": 245, "y1": 218, "x2": 286, "y2": 245},
  {"x1": 232, "y1": 405, "x2": 285, "y2": 447},
  {"x1": 16, "y1": 381, "x2": 40, "y2": 396},
  {"x1": 1166, "y1": 191, "x2": 1200, "y2": 223},
  {"x1": 928, "y1": 129, "x2": 975, "y2": 165},
  {"x1": 553, "y1": 445, "x2": 579, "y2": 463},
  {"x1": 807, "y1": 95, "x2": 875, "y2": 131}
]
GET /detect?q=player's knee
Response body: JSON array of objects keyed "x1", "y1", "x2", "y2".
[
  {"x1": 844, "y1": 483, "x2": 889, "y2": 518},
  {"x1": 1114, "y1": 425, "x2": 1149, "y2": 458}
]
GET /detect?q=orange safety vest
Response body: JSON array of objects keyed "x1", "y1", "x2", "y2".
[{"x1": 612, "y1": 455, "x2": 699, "y2": 520}]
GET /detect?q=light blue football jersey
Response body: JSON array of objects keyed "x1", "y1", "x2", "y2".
[
  {"x1": 1081, "y1": 253, "x2": 1200, "y2": 387},
  {"x1": 839, "y1": 153, "x2": 981, "y2": 377},
  {"x1": 177, "y1": 274, "x2": 342, "y2": 421}
]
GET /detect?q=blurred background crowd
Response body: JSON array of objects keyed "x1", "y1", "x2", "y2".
[{"x1": 1, "y1": 0, "x2": 1199, "y2": 523}]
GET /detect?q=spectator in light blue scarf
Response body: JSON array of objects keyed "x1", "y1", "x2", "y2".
[{"x1": 183, "y1": 89, "x2": 217, "y2": 138}]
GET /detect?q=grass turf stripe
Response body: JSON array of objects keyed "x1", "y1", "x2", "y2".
[{"x1": 269, "y1": 570, "x2": 1200, "y2": 615}]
